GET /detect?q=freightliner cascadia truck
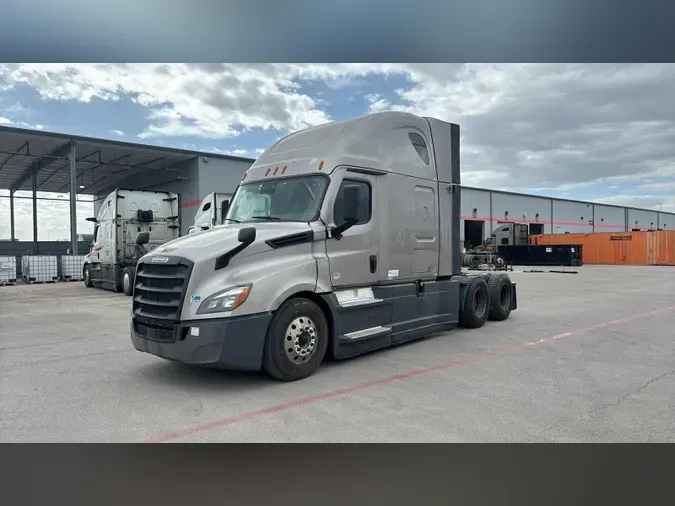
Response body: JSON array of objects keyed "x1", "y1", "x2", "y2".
[
  {"x1": 130, "y1": 111, "x2": 518, "y2": 381},
  {"x1": 83, "y1": 189, "x2": 180, "y2": 296}
]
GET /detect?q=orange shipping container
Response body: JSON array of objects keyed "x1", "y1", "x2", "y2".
[{"x1": 529, "y1": 231, "x2": 675, "y2": 266}]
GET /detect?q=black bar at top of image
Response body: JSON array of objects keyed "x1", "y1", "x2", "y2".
[
  {"x1": 0, "y1": 444, "x2": 673, "y2": 505},
  {"x1": 0, "y1": 0, "x2": 674, "y2": 62}
]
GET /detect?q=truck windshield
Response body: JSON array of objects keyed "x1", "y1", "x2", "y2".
[{"x1": 225, "y1": 175, "x2": 329, "y2": 223}]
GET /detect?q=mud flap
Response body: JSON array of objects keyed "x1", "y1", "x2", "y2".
[{"x1": 510, "y1": 283, "x2": 518, "y2": 311}]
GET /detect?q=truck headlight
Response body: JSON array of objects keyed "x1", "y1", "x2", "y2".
[{"x1": 197, "y1": 285, "x2": 251, "y2": 314}]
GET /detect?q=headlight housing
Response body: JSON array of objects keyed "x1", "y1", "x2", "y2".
[{"x1": 197, "y1": 285, "x2": 251, "y2": 315}]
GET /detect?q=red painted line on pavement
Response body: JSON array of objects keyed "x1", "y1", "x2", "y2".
[{"x1": 141, "y1": 305, "x2": 675, "y2": 443}]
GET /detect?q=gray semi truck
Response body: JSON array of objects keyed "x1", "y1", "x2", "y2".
[
  {"x1": 130, "y1": 111, "x2": 518, "y2": 381},
  {"x1": 83, "y1": 189, "x2": 180, "y2": 296}
]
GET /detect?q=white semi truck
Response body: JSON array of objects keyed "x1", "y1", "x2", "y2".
[
  {"x1": 83, "y1": 189, "x2": 180, "y2": 296},
  {"x1": 187, "y1": 192, "x2": 233, "y2": 234},
  {"x1": 130, "y1": 112, "x2": 518, "y2": 381}
]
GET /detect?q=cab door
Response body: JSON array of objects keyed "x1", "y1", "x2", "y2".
[{"x1": 324, "y1": 169, "x2": 381, "y2": 289}]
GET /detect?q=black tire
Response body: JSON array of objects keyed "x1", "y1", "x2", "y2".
[
  {"x1": 487, "y1": 273, "x2": 513, "y2": 321},
  {"x1": 83, "y1": 265, "x2": 93, "y2": 288},
  {"x1": 262, "y1": 297, "x2": 329, "y2": 381},
  {"x1": 122, "y1": 267, "x2": 135, "y2": 296},
  {"x1": 459, "y1": 277, "x2": 490, "y2": 329}
]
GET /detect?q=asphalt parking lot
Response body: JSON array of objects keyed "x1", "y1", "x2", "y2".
[{"x1": 1, "y1": 265, "x2": 674, "y2": 443}]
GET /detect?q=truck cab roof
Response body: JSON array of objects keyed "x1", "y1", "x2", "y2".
[{"x1": 245, "y1": 111, "x2": 457, "y2": 185}]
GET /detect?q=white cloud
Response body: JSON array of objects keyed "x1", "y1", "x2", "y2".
[
  {"x1": 110, "y1": 129, "x2": 124, "y2": 136},
  {"x1": 635, "y1": 182, "x2": 675, "y2": 192},
  {"x1": 0, "y1": 115, "x2": 45, "y2": 129},
  {"x1": 210, "y1": 147, "x2": 261, "y2": 158},
  {"x1": 2, "y1": 63, "x2": 675, "y2": 227},
  {"x1": 0, "y1": 195, "x2": 93, "y2": 241},
  {"x1": 594, "y1": 195, "x2": 675, "y2": 213}
]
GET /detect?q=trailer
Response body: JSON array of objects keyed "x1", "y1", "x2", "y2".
[
  {"x1": 82, "y1": 189, "x2": 180, "y2": 295},
  {"x1": 130, "y1": 111, "x2": 518, "y2": 381}
]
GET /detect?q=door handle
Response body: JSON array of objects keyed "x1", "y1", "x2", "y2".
[{"x1": 369, "y1": 255, "x2": 377, "y2": 274}]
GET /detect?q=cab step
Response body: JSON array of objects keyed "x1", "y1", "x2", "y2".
[{"x1": 339, "y1": 325, "x2": 392, "y2": 344}]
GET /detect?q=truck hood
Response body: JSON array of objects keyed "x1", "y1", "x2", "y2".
[{"x1": 142, "y1": 222, "x2": 315, "y2": 264}]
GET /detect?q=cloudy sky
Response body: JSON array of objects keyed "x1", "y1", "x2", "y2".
[{"x1": 1, "y1": 63, "x2": 674, "y2": 240}]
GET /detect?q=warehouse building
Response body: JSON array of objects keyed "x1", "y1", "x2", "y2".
[
  {"x1": 0, "y1": 125, "x2": 254, "y2": 258},
  {"x1": 460, "y1": 186, "x2": 675, "y2": 250},
  {"x1": 2, "y1": 124, "x2": 674, "y2": 257}
]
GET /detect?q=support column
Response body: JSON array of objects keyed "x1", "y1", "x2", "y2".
[
  {"x1": 9, "y1": 190, "x2": 15, "y2": 241},
  {"x1": 69, "y1": 141, "x2": 78, "y2": 255},
  {"x1": 32, "y1": 168, "x2": 38, "y2": 251},
  {"x1": 488, "y1": 190, "x2": 494, "y2": 235}
]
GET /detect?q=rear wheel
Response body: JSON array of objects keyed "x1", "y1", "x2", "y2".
[
  {"x1": 83, "y1": 265, "x2": 93, "y2": 288},
  {"x1": 122, "y1": 267, "x2": 135, "y2": 296},
  {"x1": 487, "y1": 273, "x2": 513, "y2": 321},
  {"x1": 459, "y1": 277, "x2": 490, "y2": 328},
  {"x1": 263, "y1": 297, "x2": 329, "y2": 381}
]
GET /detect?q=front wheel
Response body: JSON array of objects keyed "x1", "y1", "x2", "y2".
[
  {"x1": 83, "y1": 265, "x2": 93, "y2": 288},
  {"x1": 262, "y1": 297, "x2": 329, "y2": 381},
  {"x1": 122, "y1": 267, "x2": 135, "y2": 296}
]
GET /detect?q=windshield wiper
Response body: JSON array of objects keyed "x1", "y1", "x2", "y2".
[
  {"x1": 224, "y1": 218, "x2": 241, "y2": 223},
  {"x1": 250, "y1": 215, "x2": 282, "y2": 221}
]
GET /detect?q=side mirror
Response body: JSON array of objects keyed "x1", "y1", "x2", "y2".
[
  {"x1": 238, "y1": 227, "x2": 256, "y2": 244},
  {"x1": 136, "y1": 231, "x2": 150, "y2": 245},
  {"x1": 331, "y1": 185, "x2": 361, "y2": 240}
]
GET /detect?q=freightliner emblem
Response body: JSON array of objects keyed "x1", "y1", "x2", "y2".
[{"x1": 151, "y1": 256, "x2": 170, "y2": 263}]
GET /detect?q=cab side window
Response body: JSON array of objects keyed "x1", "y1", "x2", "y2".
[
  {"x1": 333, "y1": 179, "x2": 372, "y2": 226},
  {"x1": 408, "y1": 132, "x2": 430, "y2": 165}
]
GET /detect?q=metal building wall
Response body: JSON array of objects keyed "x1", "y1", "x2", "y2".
[
  {"x1": 489, "y1": 191, "x2": 552, "y2": 234},
  {"x1": 628, "y1": 208, "x2": 659, "y2": 230},
  {"x1": 657, "y1": 212, "x2": 675, "y2": 229},
  {"x1": 461, "y1": 187, "x2": 675, "y2": 243},
  {"x1": 551, "y1": 200, "x2": 593, "y2": 233},
  {"x1": 593, "y1": 204, "x2": 626, "y2": 232},
  {"x1": 196, "y1": 155, "x2": 252, "y2": 199}
]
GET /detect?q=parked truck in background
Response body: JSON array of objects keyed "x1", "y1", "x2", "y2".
[
  {"x1": 83, "y1": 189, "x2": 180, "y2": 296},
  {"x1": 461, "y1": 223, "x2": 529, "y2": 269},
  {"x1": 187, "y1": 192, "x2": 234, "y2": 235},
  {"x1": 484, "y1": 223, "x2": 529, "y2": 249},
  {"x1": 130, "y1": 111, "x2": 518, "y2": 381}
]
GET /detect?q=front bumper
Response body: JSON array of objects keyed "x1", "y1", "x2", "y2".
[{"x1": 131, "y1": 312, "x2": 273, "y2": 371}]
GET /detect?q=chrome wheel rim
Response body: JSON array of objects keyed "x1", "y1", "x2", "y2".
[
  {"x1": 284, "y1": 316, "x2": 318, "y2": 365},
  {"x1": 123, "y1": 273, "x2": 131, "y2": 293}
]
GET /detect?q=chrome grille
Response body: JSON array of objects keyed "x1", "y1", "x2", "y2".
[{"x1": 132, "y1": 257, "x2": 193, "y2": 328}]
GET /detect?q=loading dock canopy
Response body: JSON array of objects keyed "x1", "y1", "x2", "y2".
[
  {"x1": 0, "y1": 124, "x2": 254, "y2": 252},
  {"x1": 0, "y1": 126, "x2": 203, "y2": 195}
]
